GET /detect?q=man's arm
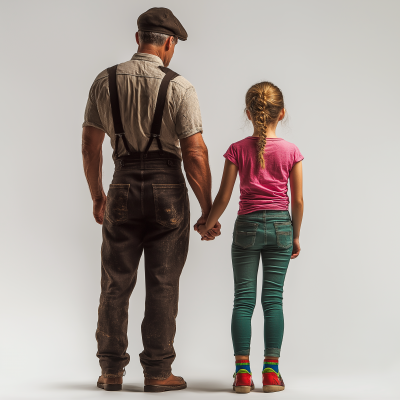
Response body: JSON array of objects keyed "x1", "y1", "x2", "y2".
[
  {"x1": 180, "y1": 132, "x2": 221, "y2": 240},
  {"x1": 82, "y1": 126, "x2": 106, "y2": 224}
]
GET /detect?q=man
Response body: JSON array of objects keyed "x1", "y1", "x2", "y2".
[{"x1": 82, "y1": 7, "x2": 221, "y2": 392}]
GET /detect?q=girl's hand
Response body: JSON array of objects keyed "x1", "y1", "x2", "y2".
[{"x1": 291, "y1": 238, "x2": 301, "y2": 259}]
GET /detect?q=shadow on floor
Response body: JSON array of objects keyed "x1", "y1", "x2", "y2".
[
  {"x1": 186, "y1": 380, "x2": 232, "y2": 393},
  {"x1": 50, "y1": 380, "x2": 233, "y2": 393},
  {"x1": 122, "y1": 384, "x2": 143, "y2": 392},
  {"x1": 48, "y1": 382, "x2": 143, "y2": 392},
  {"x1": 47, "y1": 383, "x2": 99, "y2": 391}
]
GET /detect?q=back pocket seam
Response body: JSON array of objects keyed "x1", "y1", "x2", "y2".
[
  {"x1": 273, "y1": 222, "x2": 293, "y2": 249},
  {"x1": 105, "y1": 184, "x2": 130, "y2": 225},
  {"x1": 152, "y1": 183, "x2": 185, "y2": 229},
  {"x1": 234, "y1": 222, "x2": 259, "y2": 249}
]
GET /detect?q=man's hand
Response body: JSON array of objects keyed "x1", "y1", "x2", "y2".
[
  {"x1": 197, "y1": 224, "x2": 208, "y2": 237},
  {"x1": 194, "y1": 215, "x2": 221, "y2": 241},
  {"x1": 93, "y1": 193, "x2": 107, "y2": 225}
]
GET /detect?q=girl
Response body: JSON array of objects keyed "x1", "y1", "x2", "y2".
[{"x1": 198, "y1": 82, "x2": 304, "y2": 394}]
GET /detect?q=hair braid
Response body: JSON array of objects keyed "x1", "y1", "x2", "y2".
[
  {"x1": 245, "y1": 82, "x2": 284, "y2": 169},
  {"x1": 257, "y1": 124, "x2": 268, "y2": 169}
]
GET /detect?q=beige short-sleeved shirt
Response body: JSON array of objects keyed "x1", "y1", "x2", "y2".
[{"x1": 83, "y1": 53, "x2": 203, "y2": 159}]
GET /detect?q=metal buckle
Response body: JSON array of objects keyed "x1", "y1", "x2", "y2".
[{"x1": 152, "y1": 134, "x2": 160, "y2": 138}]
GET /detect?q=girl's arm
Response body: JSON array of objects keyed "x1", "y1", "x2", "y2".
[
  {"x1": 289, "y1": 160, "x2": 303, "y2": 258},
  {"x1": 198, "y1": 159, "x2": 238, "y2": 237}
]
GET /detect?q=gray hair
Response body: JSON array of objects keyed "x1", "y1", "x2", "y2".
[{"x1": 138, "y1": 30, "x2": 176, "y2": 47}]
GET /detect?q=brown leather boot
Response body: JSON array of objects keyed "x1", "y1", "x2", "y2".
[
  {"x1": 97, "y1": 375, "x2": 123, "y2": 391},
  {"x1": 144, "y1": 373, "x2": 187, "y2": 392}
]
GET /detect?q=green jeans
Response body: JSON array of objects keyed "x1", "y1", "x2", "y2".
[{"x1": 231, "y1": 210, "x2": 293, "y2": 358}]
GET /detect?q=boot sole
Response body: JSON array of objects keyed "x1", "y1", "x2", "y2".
[
  {"x1": 233, "y1": 385, "x2": 255, "y2": 393},
  {"x1": 97, "y1": 382, "x2": 122, "y2": 391},
  {"x1": 144, "y1": 382, "x2": 187, "y2": 392},
  {"x1": 263, "y1": 385, "x2": 285, "y2": 393}
]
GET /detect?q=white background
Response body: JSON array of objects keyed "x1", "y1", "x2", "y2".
[{"x1": 1, "y1": 1, "x2": 399, "y2": 399}]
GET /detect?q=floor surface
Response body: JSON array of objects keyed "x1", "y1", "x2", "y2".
[{"x1": 2, "y1": 372, "x2": 399, "y2": 400}]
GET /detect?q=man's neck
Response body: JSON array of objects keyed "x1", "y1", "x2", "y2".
[{"x1": 137, "y1": 46, "x2": 165, "y2": 65}]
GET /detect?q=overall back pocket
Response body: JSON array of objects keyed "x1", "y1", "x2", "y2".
[
  {"x1": 105, "y1": 184, "x2": 130, "y2": 225},
  {"x1": 273, "y1": 221, "x2": 293, "y2": 249},
  {"x1": 152, "y1": 183, "x2": 186, "y2": 229},
  {"x1": 234, "y1": 222, "x2": 258, "y2": 249}
]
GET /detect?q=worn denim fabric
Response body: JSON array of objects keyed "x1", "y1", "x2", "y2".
[
  {"x1": 96, "y1": 152, "x2": 190, "y2": 379},
  {"x1": 231, "y1": 210, "x2": 293, "y2": 358}
]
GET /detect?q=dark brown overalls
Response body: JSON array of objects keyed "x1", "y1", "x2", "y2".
[{"x1": 96, "y1": 65, "x2": 190, "y2": 380}]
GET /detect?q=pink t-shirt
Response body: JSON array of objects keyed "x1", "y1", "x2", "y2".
[{"x1": 224, "y1": 137, "x2": 303, "y2": 214}]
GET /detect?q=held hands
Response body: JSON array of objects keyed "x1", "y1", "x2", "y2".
[
  {"x1": 194, "y1": 215, "x2": 221, "y2": 241},
  {"x1": 197, "y1": 224, "x2": 214, "y2": 240},
  {"x1": 197, "y1": 223, "x2": 221, "y2": 241}
]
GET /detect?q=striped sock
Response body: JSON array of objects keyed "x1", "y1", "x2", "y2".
[
  {"x1": 263, "y1": 359, "x2": 279, "y2": 376},
  {"x1": 236, "y1": 360, "x2": 251, "y2": 374}
]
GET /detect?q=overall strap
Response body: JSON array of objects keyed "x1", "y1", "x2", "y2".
[
  {"x1": 143, "y1": 66, "x2": 180, "y2": 155},
  {"x1": 107, "y1": 64, "x2": 130, "y2": 158}
]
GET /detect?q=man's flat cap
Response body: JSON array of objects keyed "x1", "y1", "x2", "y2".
[{"x1": 137, "y1": 7, "x2": 188, "y2": 41}]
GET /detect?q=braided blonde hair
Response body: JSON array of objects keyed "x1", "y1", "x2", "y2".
[{"x1": 245, "y1": 82, "x2": 285, "y2": 169}]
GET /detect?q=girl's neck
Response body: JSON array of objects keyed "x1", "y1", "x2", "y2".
[{"x1": 252, "y1": 128, "x2": 278, "y2": 139}]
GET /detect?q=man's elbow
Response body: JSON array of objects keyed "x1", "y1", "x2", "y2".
[
  {"x1": 81, "y1": 140, "x2": 101, "y2": 160},
  {"x1": 82, "y1": 141, "x2": 93, "y2": 158},
  {"x1": 82, "y1": 126, "x2": 105, "y2": 157},
  {"x1": 182, "y1": 145, "x2": 208, "y2": 164}
]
